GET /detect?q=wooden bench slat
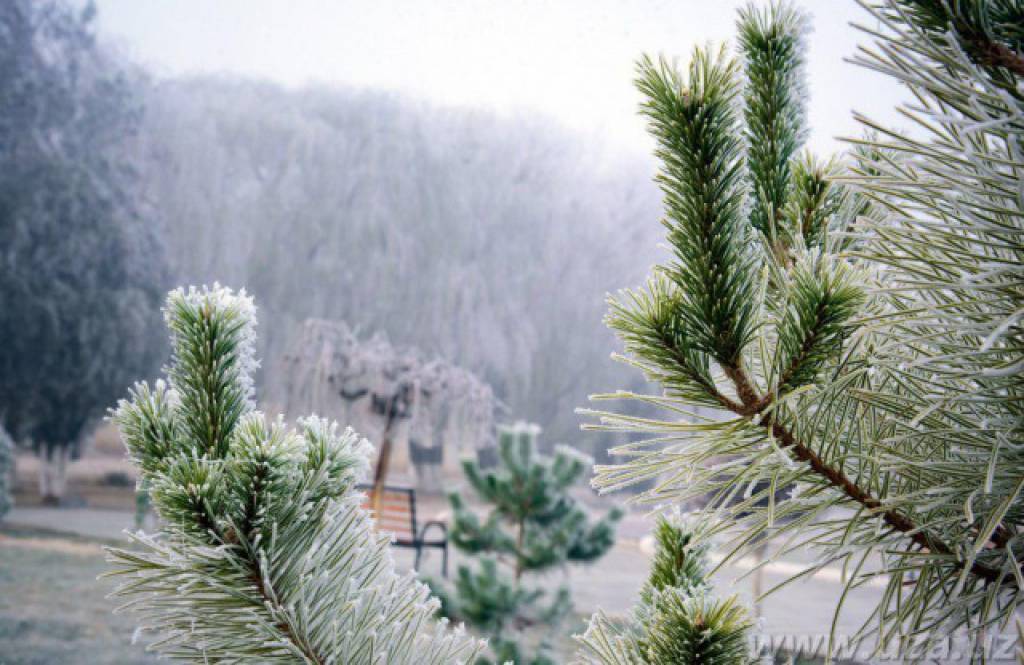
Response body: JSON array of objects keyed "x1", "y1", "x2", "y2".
[
  {"x1": 362, "y1": 501, "x2": 413, "y2": 511},
  {"x1": 361, "y1": 494, "x2": 413, "y2": 505},
  {"x1": 376, "y1": 514, "x2": 414, "y2": 524},
  {"x1": 369, "y1": 505, "x2": 406, "y2": 512},
  {"x1": 377, "y1": 522, "x2": 413, "y2": 530},
  {"x1": 363, "y1": 508, "x2": 413, "y2": 518},
  {"x1": 365, "y1": 492, "x2": 410, "y2": 499}
]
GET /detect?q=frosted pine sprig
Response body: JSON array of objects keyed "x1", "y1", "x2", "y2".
[{"x1": 107, "y1": 285, "x2": 483, "y2": 663}]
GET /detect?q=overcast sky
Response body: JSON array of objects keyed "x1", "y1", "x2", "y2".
[{"x1": 92, "y1": 0, "x2": 907, "y2": 156}]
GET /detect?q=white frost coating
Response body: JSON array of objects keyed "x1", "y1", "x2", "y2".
[{"x1": 166, "y1": 283, "x2": 260, "y2": 408}]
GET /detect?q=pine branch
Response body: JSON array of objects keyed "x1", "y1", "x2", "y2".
[
  {"x1": 738, "y1": 1, "x2": 809, "y2": 242},
  {"x1": 606, "y1": 276, "x2": 743, "y2": 412},
  {"x1": 770, "y1": 252, "x2": 866, "y2": 396},
  {"x1": 640, "y1": 517, "x2": 709, "y2": 604},
  {"x1": 642, "y1": 593, "x2": 753, "y2": 664},
  {"x1": 247, "y1": 551, "x2": 327, "y2": 665},
  {"x1": 785, "y1": 154, "x2": 843, "y2": 250},
  {"x1": 575, "y1": 517, "x2": 754, "y2": 665},
  {"x1": 165, "y1": 289, "x2": 256, "y2": 458},
  {"x1": 443, "y1": 423, "x2": 619, "y2": 663},
  {"x1": 723, "y1": 364, "x2": 1009, "y2": 586},
  {"x1": 595, "y1": 0, "x2": 1023, "y2": 651},
  {"x1": 636, "y1": 49, "x2": 758, "y2": 368}
]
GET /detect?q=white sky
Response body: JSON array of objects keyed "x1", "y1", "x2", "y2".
[{"x1": 92, "y1": 0, "x2": 908, "y2": 156}]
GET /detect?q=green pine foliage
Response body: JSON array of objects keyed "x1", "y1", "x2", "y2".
[
  {"x1": 639, "y1": 517, "x2": 708, "y2": 605},
  {"x1": 634, "y1": 47, "x2": 758, "y2": 373},
  {"x1": 574, "y1": 517, "x2": 754, "y2": 664},
  {"x1": 584, "y1": 0, "x2": 1024, "y2": 659},
  {"x1": 641, "y1": 594, "x2": 753, "y2": 665},
  {"x1": 837, "y1": 0, "x2": 1024, "y2": 648},
  {"x1": 106, "y1": 285, "x2": 482, "y2": 663},
  {"x1": 738, "y1": 1, "x2": 807, "y2": 244},
  {"x1": 436, "y1": 422, "x2": 622, "y2": 664},
  {"x1": 785, "y1": 155, "x2": 843, "y2": 252}
]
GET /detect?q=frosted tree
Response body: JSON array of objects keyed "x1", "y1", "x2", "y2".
[
  {"x1": 278, "y1": 318, "x2": 496, "y2": 490},
  {"x1": 0, "y1": 0, "x2": 166, "y2": 503},
  {"x1": 582, "y1": 0, "x2": 1023, "y2": 660},
  {"x1": 107, "y1": 285, "x2": 482, "y2": 663},
  {"x1": 575, "y1": 517, "x2": 754, "y2": 664}
]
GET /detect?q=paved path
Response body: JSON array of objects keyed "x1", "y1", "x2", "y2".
[{"x1": 6, "y1": 506, "x2": 139, "y2": 542}]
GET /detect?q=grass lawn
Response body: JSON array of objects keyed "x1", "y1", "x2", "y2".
[{"x1": 0, "y1": 525, "x2": 158, "y2": 665}]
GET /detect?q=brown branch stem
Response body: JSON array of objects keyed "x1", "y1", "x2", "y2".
[
  {"x1": 965, "y1": 33, "x2": 1024, "y2": 77},
  {"x1": 723, "y1": 364, "x2": 1010, "y2": 587}
]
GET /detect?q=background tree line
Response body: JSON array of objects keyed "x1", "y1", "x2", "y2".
[
  {"x1": 139, "y1": 76, "x2": 666, "y2": 445},
  {"x1": 2, "y1": 0, "x2": 668, "y2": 496}
]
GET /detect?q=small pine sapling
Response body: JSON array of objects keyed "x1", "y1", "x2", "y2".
[{"x1": 434, "y1": 422, "x2": 622, "y2": 664}]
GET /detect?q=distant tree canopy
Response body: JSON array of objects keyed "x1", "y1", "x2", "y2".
[
  {"x1": 138, "y1": 77, "x2": 665, "y2": 443},
  {"x1": 0, "y1": 1, "x2": 166, "y2": 469}
]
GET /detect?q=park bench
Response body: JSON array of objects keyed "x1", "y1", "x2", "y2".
[{"x1": 357, "y1": 483, "x2": 449, "y2": 577}]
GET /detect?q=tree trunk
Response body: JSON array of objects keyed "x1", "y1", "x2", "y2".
[
  {"x1": 38, "y1": 446, "x2": 71, "y2": 506},
  {"x1": 370, "y1": 415, "x2": 396, "y2": 516}
]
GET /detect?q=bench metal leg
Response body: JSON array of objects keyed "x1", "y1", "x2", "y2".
[{"x1": 414, "y1": 545, "x2": 423, "y2": 572}]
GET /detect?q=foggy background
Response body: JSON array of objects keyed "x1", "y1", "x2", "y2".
[
  {"x1": 71, "y1": 0, "x2": 907, "y2": 448},
  {"x1": 93, "y1": 0, "x2": 904, "y2": 155}
]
